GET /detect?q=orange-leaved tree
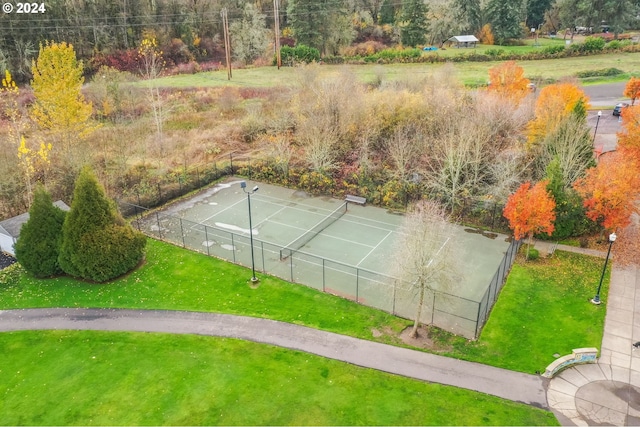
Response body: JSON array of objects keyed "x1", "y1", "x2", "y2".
[
  {"x1": 616, "y1": 104, "x2": 640, "y2": 162},
  {"x1": 487, "y1": 61, "x2": 530, "y2": 103},
  {"x1": 526, "y1": 82, "x2": 590, "y2": 146},
  {"x1": 624, "y1": 77, "x2": 640, "y2": 106},
  {"x1": 503, "y1": 180, "x2": 556, "y2": 259},
  {"x1": 574, "y1": 152, "x2": 640, "y2": 232}
]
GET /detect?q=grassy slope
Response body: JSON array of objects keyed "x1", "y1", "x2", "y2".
[{"x1": 0, "y1": 330, "x2": 558, "y2": 426}]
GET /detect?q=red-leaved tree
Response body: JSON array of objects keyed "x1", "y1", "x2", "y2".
[
  {"x1": 573, "y1": 152, "x2": 640, "y2": 232},
  {"x1": 616, "y1": 104, "x2": 640, "y2": 162},
  {"x1": 503, "y1": 180, "x2": 556, "y2": 259}
]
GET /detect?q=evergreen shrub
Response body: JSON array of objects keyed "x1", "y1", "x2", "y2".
[
  {"x1": 14, "y1": 186, "x2": 66, "y2": 278},
  {"x1": 58, "y1": 166, "x2": 146, "y2": 282}
]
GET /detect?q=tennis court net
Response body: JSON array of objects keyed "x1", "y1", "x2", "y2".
[{"x1": 280, "y1": 202, "x2": 348, "y2": 260}]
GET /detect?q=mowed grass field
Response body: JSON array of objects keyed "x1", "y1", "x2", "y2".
[
  {"x1": 144, "y1": 51, "x2": 640, "y2": 88},
  {"x1": 0, "y1": 331, "x2": 558, "y2": 426},
  {"x1": 0, "y1": 236, "x2": 610, "y2": 425}
]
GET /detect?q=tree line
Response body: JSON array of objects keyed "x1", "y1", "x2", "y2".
[{"x1": 1, "y1": 0, "x2": 639, "y2": 81}]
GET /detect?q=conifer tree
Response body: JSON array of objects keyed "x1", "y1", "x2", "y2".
[
  {"x1": 58, "y1": 166, "x2": 146, "y2": 282},
  {"x1": 400, "y1": 0, "x2": 428, "y2": 46},
  {"x1": 14, "y1": 185, "x2": 66, "y2": 278}
]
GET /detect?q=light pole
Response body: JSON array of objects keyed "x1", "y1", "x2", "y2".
[
  {"x1": 591, "y1": 232, "x2": 616, "y2": 305},
  {"x1": 240, "y1": 181, "x2": 259, "y2": 283},
  {"x1": 592, "y1": 110, "x2": 602, "y2": 145}
]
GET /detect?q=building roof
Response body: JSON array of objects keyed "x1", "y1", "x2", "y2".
[
  {"x1": 448, "y1": 35, "x2": 480, "y2": 43},
  {"x1": 0, "y1": 201, "x2": 70, "y2": 238}
]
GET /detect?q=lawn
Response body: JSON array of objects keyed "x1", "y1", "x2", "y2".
[
  {"x1": 0, "y1": 330, "x2": 558, "y2": 426},
  {"x1": 141, "y1": 51, "x2": 640, "y2": 88},
  {"x1": 440, "y1": 250, "x2": 609, "y2": 373},
  {"x1": 0, "y1": 239, "x2": 609, "y2": 425},
  {"x1": 0, "y1": 239, "x2": 609, "y2": 375}
]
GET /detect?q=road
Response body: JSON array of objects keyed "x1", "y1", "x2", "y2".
[{"x1": 582, "y1": 82, "x2": 628, "y2": 154}]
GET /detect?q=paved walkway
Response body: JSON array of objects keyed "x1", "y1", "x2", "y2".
[
  {"x1": 1, "y1": 242, "x2": 638, "y2": 425},
  {"x1": 0, "y1": 308, "x2": 547, "y2": 408},
  {"x1": 545, "y1": 263, "x2": 640, "y2": 426}
]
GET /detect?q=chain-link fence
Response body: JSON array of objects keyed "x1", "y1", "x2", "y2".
[{"x1": 123, "y1": 201, "x2": 521, "y2": 339}]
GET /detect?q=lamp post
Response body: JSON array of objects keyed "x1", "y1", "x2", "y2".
[
  {"x1": 240, "y1": 181, "x2": 259, "y2": 283},
  {"x1": 592, "y1": 110, "x2": 602, "y2": 145},
  {"x1": 591, "y1": 232, "x2": 616, "y2": 305}
]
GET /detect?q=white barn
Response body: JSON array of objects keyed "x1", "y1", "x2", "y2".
[{"x1": 0, "y1": 201, "x2": 70, "y2": 256}]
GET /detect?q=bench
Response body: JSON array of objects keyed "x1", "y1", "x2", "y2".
[
  {"x1": 541, "y1": 347, "x2": 598, "y2": 378},
  {"x1": 345, "y1": 195, "x2": 367, "y2": 205}
]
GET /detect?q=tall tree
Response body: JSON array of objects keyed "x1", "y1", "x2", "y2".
[
  {"x1": 525, "y1": 0, "x2": 554, "y2": 29},
  {"x1": 574, "y1": 153, "x2": 640, "y2": 232},
  {"x1": 230, "y1": 3, "x2": 271, "y2": 64},
  {"x1": 527, "y1": 82, "x2": 590, "y2": 147},
  {"x1": 30, "y1": 41, "x2": 95, "y2": 163},
  {"x1": 58, "y1": 166, "x2": 146, "y2": 282},
  {"x1": 399, "y1": 0, "x2": 429, "y2": 46},
  {"x1": 14, "y1": 185, "x2": 66, "y2": 278},
  {"x1": 615, "y1": 105, "x2": 640, "y2": 166},
  {"x1": 379, "y1": 0, "x2": 398, "y2": 24},
  {"x1": 503, "y1": 180, "x2": 556, "y2": 259},
  {"x1": 535, "y1": 112, "x2": 595, "y2": 186},
  {"x1": 393, "y1": 200, "x2": 456, "y2": 338},
  {"x1": 287, "y1": 0, "x2": 353, "y2": 55},
  {"x1": 485, "y1": 0, "x2": 525, "y2": 44},
  {"x1": 487, "y1": 61, "x2": 531, "y2": 103},
  {"x1": 452, "y1": 0, "x2": 482, "y2": 34}
]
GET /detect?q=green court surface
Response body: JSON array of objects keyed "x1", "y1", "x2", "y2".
[{"x1": 136, "y1": 178, "x2": 512, "y2": 338}]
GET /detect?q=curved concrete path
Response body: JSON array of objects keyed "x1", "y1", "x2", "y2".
[
  {"x1": 546, "y1": 263, "x2": 640, "y2": 426},
  {"x1": 0, "y1": 307, "x2": 548, "y2": 409}
]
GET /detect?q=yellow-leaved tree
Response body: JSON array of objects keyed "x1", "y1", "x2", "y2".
[
  {"x1": 30, "y1": 41, "x2": 96, "y2": 163},
  {"x1": 487, "y1": 61, "x2": 530, "y2": 103},
  {"x1": 526, "y1": 82, "x2": 590, "y2": 147}
]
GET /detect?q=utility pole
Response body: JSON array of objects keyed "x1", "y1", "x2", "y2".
[
  {"x1": 221, "y1": 8, "x2": 232, "y2": 80},
  {"x1": 273, "y1": 0, "x2": 281, "y2": 69}
]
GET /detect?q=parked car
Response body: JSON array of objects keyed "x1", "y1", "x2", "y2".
[{"x1": 613, "y1": 103, "x2": 629, "y2": 116}]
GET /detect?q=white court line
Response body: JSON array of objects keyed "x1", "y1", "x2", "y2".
[
  {"x1": 356, "y1": 230, "x2": 393, "y2": 268},
  {"x1": 254, "y1": 204, "x2": 290, "y2": 229},
  {"x1": 198, "y1": 196, "x2": 248, "y2": 227},
  {"x1": 253, "y1": 193, "x2": 336, "y2": 215}
]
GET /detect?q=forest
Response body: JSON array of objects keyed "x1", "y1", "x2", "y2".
[{"x1": 1, "y1": 0, "x2": 639, "y2": 82}]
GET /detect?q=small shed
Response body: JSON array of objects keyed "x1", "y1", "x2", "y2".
[
  {"x1": 447, "y1": 35, "x2": 480, "y2": 48},
  {"x1": 0, "y1": 200, "x2": 69, "y2": 256}
]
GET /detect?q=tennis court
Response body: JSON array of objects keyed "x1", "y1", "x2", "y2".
[{"x1": 134, "y1": 177, "x2": 513, "y2": 338}]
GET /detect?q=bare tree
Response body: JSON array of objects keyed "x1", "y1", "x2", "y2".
[
  {"x1": 393, "y1": 200, "x2": 456, "y2": 338},
  {"x1": 386, "y1": 125, "x2": 420, "y2": 181},
  {"x1": 423, "y1": 119, "x2": 491, "y2": 209},
  {"x1": 536, "y1": 113, "x2": 594, "y2": 187}
]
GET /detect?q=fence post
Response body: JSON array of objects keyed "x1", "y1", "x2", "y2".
[
  {"x1": 133, "y1": 204, "x2": 141, "y2": 231},
  {"x1": 322, "y1": 258, "x2": 325, "y2": 292},
  {"x1": 475, "y1": 300, "x2": 482, "y2": 339},
  {"x1": 290, "y1": 254, "x2": 293, "y2": 282},
  {"x1": 431, "y1": 292, "x2": 436, "y2": 324},
  {"x1": 155, "y1": 212, "x2": 162, "y2": 239},
  {"x1": 231, "y1": 233, "x2": 236, "y2": 262},
  {"x1": 196, "y1": 167, "x2": 200, "y2": 188},
  {"x1": 204, "y1": 226, "x2": 210, "y2": 256},
  {"x1": 230, "y1": 153, "x2": 234, "y2": 174},
  {"x1": 392, "y1": 282, "x2": 396, "y2": 315},
  {"x1": 261, "y1": 241, "x2": 265, "y2": 273},
  {"x1": 491, "y1": 202, "x2": 497, "y2": 230},
  {"x1": 356, "y1": 269, "x2": 359, "y2": 302},
  {"x1": 180, "y1": 219, "x2": 185, "y2": 247}
]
